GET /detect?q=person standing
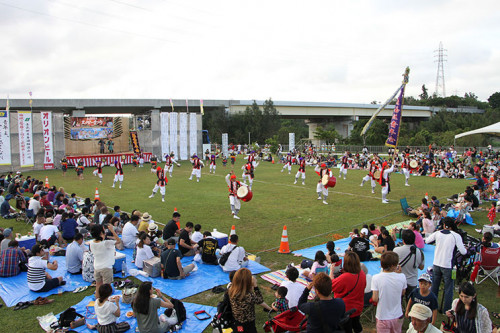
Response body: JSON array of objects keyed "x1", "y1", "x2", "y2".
[
  {"x1": 60, "y1": 156, "x2": 68, "y2": 177},
  {"x1": 425, "y1": 218, "x2": 467, "y2": 313},
  {"x1": 93, "y1": 159, "x2": 103, "y2": 183},
  {"x1": 241, "y1": 161, "x2": 255, "y2": 190},
  {"x1": 379, "y1": 161, "x2": 394, "y2": 204},
  {"x1": 394, "y1": 230, "x2": 425, "y2": 300},
  {"x1": 150, "y1": 154, "x2": 158, "y2": 173},
  {"x1": 315, "y1": 163, "x2": 333, "y2": 205},
  {"x1": 402, "y1": 153, "x2": 412, "y2": 186},
  {"x1": 111, "y1": 157, "x2": 125, "y2": 189},
  {"x1": 188, "y1": 155, "x2": 204, "y2": 182},
  {"x1": 360, "y1": 158, "x2": 379, "y2": 194},
  {"x1": 98, "y1": 138, "x2": 106, "y2": 154},
  {"x1": 339, "y1": 151, "x2": 350, "y2": 180},
  {"x1": 294, "y1": 157, "x2": 306, "y2": 185},
  {"x1": 76, "y1": 159, "x2": 85, "y2": 180},
  {"x1": 107, "y1": 139, "x2": 114, "y2": 153},
  {"x1": 281, "y1": 153, "x2": 292, "y2": 174},
  {"x1": 226, "y1": 172, "x2": 245, "y2": 219},
  {"x1": 149, "y1": 167, "x2": 168, "y2": 202},
  {"x1": 209, "y1": 154, "x2": 217, "y2": 174},
  {"x1": 164, "y1": 152, "x2": 180, "y2": 178}
]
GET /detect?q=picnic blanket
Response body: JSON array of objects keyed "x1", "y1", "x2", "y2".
[
  {"x1": 52, "y1": 294, "x2": 216, "y2": 333},
  {"x1": 260, "y1": 268, "x2": 317, "y2": 300}
]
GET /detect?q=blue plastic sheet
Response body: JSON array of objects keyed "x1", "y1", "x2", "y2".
[
  {"x1": 293, "y1": 237, "x2": 436, "y2": 276},
  {"x1": 56, "y1": 294, "x2": 217, "y2": 333}
]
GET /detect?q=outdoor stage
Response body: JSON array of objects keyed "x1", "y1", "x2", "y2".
[{"x1": 66, "y1": 152, "x2": 152, "y2": 167}]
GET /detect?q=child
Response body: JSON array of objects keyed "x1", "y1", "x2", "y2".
[
  {"x1": 272, "y1": 286, "x2": 289, "y2": 314},
  {"x1": 405, "y1": 273, "x2": 438, "y2": 325},
  {"x1": 303, "y1": 251, "x2": 329, "y2": 280},
  {"x1": 371, "y1": 251, "x2": 407, "y2": 332},
  {"x1": 488, "y1": 202, "x2": 496, "y2": 226},
  {"x1": 113, "y1": 206, "x2": 121, "y2": 218},
  {"x1": 191, "y1": 224, "x2": 203, "y2": 243},
  {"x1": 87, "y1": 284, "x2": 130, "y2": 333},
  {"x1": 68, "y1": 193, "x2": 77, "y2": 207},
  {"x1": 222, "y1": 155, "x2": 227, "y2": 168}
]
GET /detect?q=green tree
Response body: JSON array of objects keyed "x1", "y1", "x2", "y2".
[
  {"x1": 313, "y1": 124, "x2": 340, "y2": 144},
  {"x1": 488, "y1": 92, "x2": 500, "y2": 109}
]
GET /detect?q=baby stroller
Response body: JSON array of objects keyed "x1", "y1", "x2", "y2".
[
  {"x1": 454, "y1": 234, "x2": 482, "y2": 285},
  {"x1": 263, "y1": 307, "x2": 307, "y2": 332}
]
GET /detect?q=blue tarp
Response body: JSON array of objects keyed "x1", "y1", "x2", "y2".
[
  {"x1": 56, "y1": 294, "x2": 217, "y2": 333},
  {"x1": 0, "y1": 248, "x2": 270, "y2": 307},
  {"x1": 293, "y1": 237, "x2": 436, "y2": 277}
]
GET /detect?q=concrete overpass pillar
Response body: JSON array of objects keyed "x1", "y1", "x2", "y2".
[{"x1": 305, "y1": 120, "x2": 321, "y2": 147}]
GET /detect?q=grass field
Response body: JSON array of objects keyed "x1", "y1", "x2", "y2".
[{"x1": 1, "y1": 158, "x2": 499, "y2": 332}]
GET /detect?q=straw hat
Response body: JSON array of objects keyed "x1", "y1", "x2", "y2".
[
  {"x1": 44, "y1": 217, "x2": 54, "y2": 225},
  {"x1": 142, "y1": 212, "x2": 151, "y2": 222},
  {"x1": 148, "y1": 223, "x2": 158, "y2": 232}
]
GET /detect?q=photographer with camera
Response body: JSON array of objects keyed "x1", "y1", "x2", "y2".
[{"x1": 394, "y1": 230, "x2": 425, "y2": 300}]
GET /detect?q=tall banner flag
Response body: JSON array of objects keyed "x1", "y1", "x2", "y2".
[
  {"x1": 169, "y1": 99, "x2": 174, "y2": 112},
  {"x1": 222, "y1": 133, "x2": 228, "y2": 158},
  {"x1": 130, "y1": 131, "x2": 141, "y2": 154},
  {"x1": 289, "y1": 133, "x2": 295, "y2": 152},
  {"x1": 200, "y1": 99, "x2": 204, "y2": 115},
  {"x1": 385, "y1": 85, "x2": 406, "y2": 147},
  {"x1": 179, "y1": 112, "x2": 188, "y2": 160},
  {"x1": 0, "y1": 109, "x2": 11, "y2": 165},
  {"x1": 160, "y1": 112, "x2": 169, "y2": 161},
  {"x1": 361, "y1": 67, "x2": 410, "y2": 136},
  {"x1": 41, "y1": 111, "x2": 55, "y2": 169},
  {"x1": 18, "y1": 111, "x2": 34, "y2": 167},
  {"x1": 169, "y1": 112, "x2": 178, "y2": 158},
  {"x1": 189, "y1": 113, "x2": 197, "y2": 156}
]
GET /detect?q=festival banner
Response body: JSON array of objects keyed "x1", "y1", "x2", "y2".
[
  {"x1": 18, "y1": 111, "x2": 34, "y2": 167},
  {"x1": 189, "y1": 113, "x2": 197, "y2": 156},
  {"x1": 130, "y1": 131, "x2": 141, "y2": 154},
  {"x1": 289, "y1": 133, "x2": 295, "y2": 152},
  {"x1": 179, "y1": 112, "x2": 188, "y2": 160},
  {"x1": 169, "y1": 112, "x2": 178, "y2": 158},
  {"x1": 0, "y1": 110, "x2": 11, "y2": 165},
  {"x1": 41, "y1": 111, "x2": 55, "y2": 169},
  {"x1": 160, "y1": 112, "x2": 169, "y2": 161},
  {"x1": 385, "y1": 85, "x2": 406, "y2": 148},
  {"x1": 222, "y1": 133, "x2": 228, "y2": 159}
]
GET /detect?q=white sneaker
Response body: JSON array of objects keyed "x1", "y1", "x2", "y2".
[
  {"x1": 149, "y1": 195, "x2": 154, "y2": 198},
  {"x1": 233, "y1": 215, "x2": 240, "y2": 219},
  {"x1": 111, "y1": 185, "x2": 115, "y2": 188},
  {"x1": 317, "y1": 197, "x2": 322, "y2": 200},
  {"x1": 161, "y1": 198, "x2": 165, "y2": 202},
  {"x1": 382, "y1": 200, "x2": 389, "y2": 203},
  {"x1": 188, "y1": 178, "x2": 192, "y2": 180},
  {"x1": 302, "y1": 182, "x2": 305, "y2": 185},
  {"x1": 191, "y1": 262, "x2": 198, "y2": 272},
  {"x1": 288, "y1": 172, "x2": 291, "y2": 175},
  {"x1": 281, "y1": 169, "x2": 284, "y2": 173},
  {"x1": 294, "y1": 180, "x2": 297, "y2": 184},
  {"x1": 197, "y1": 179, "x2": 199, "y2": 182},
  {"x1": 360, "y1": 183, "x2": 363, "y2": 186},
  {"x1": 405, "y1": 184, "x2": 410, "y2": 186},
  {"x1": 119, "y1": 185, "x2": 122, "y2": 189},
  {"x1": 371, "y1": 190, "x2": 375, "y2": 194},
  {"x1": 323, "y1": 200, "x2": 328, "y2": 205}
]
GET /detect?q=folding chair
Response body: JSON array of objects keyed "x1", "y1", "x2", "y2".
[
  {"x1": 360, "y1": 295, "x2": 376, "y2": 322},
  {"x1": 400, "y1": 198, "x2": 410, "y2": 216},
  {"x1": 25, "y1": 209, "x2": 35, "y2": 225},
  {"x1": 474, "y1": 247, "x2": 500, "y2": 285}
]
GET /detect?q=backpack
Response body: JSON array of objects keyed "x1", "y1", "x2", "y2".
[
  {"x1": 211, "y1": 292, "x2": 234, "y2": 330},
  {"x1": 218, "y1": 246, "x2": 237, "y2": 266},
  {"x1": 164, "y1": 298, "x2": 187, "y2": 324},
  {"x1": 58, "y1": 307, "x2": 84, "y2": 328}
]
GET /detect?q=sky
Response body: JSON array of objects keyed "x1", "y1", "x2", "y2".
[{"x1": 1, "y1": 0, "x2": 499, "y2": 104}]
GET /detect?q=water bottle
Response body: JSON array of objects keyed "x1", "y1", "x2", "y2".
[{"x1": 121, "y1": 260, "x2": 126, "y2": 278}]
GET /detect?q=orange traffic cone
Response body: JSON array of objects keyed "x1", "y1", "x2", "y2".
[
  {"x1": 45, "y1": 176, "x2": 49, "y2": 188},
  {"x1": 272, "y1": 157, "x2": 275, "y2": 164},
  {"x1": 431, "y1": 171, "x2": 436, "y2": 177},
  {"x1": 94, "y1": 187, "x2": 100, "y2": 201},
  {"x1": 230, "y1": 225, "x2": 236, "y2": 236},
  {"x1": 278, "y1": 225, "x2": 291, "y2": 254}
]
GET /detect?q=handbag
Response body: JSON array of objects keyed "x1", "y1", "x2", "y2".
[{"x1": 440, "y1": 317, "x2": 458, "y2": 332}]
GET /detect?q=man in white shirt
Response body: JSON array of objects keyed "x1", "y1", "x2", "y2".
[
  {"x1": 425, "y1": 218, "x2": 466, "y2": 313},
  {"x1": 33, "y1": 214, "x2": 45, "y2": 241},
  {"x1": 219, "y1": 234, "x2": 248, "y2": 272},
  {"x1": 280, "y1": 266, "x2": 305, "y2": 308},
  {"x1": 28, "y1": 194, "x2": 41, "y2": 216},
  {"x1": 66, "y1": 233, "x2": 85, "y2": 274},
  {"x1": 39, "y1": 217, "x2": 64, "y2": 247},
  {"x1": 122, "y1": 215, "x2": 139, "y2": 249}
]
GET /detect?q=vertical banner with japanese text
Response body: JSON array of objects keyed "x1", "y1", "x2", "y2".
[
  {"x1": 385, "y1": 85, "x2": 406, "y2": 148},
  {"x1": 0, "y1": 110, "x2": 11, "y2": 165},
  {"x1": 189, "y1": 113, "x2": 197, "y2": 156},
  {"x1": 41, "y1": 111, "x2": 54, "y2": 169},
  {"x1": 160, "y1": 112, "x2": 169, "y2": 161},
  {"x1": 130, "y1": 131, "x2": 141, "y2": 154},
  {"x1": 222, "y1": 133, "x2": 228, "y2": 158},
  {"x1": 169, "y1": 112, "x2": 178, "y2": 158},
  {"x1": 179, "y1": 112, "x2": 188, "y2": 160},
  {"x1": 18, "y1": 111, "x2": 34, "y2": 167},
  {"x1": 289, "y1": 133, "x2": 295, "y2": 152}
]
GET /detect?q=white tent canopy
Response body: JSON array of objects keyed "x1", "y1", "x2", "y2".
[{"x1": 454, "y1": 122, "x2": 500, "y2": 139}]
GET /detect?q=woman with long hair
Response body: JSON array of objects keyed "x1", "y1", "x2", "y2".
[
  {"x1": 303, "y1": 250, "x2": 329, "y2": 279},
  {"x1": 227, "y1": 268, "x2": 264, "y2": 333},
  {"x1": 446, "y1": 282, "x2": 492, "y2": 333},
  {"x1": 135, "y1": 233, "x2": 156, "y2": 269},
  {"x1": 133, "y1": 282, "x2": 173, "y2": 333},
  {"x1": 331, "y1": 251, "x2": 366, "y2": 333}
]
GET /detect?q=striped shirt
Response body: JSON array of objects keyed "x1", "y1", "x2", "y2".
[{"x1": 27, "y1": 256, "x2": 47, "y2": 291}]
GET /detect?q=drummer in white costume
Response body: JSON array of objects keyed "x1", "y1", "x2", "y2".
[
  {"x1": 360, "y1": 158, "x2": 379, "y2": 194},
  {"x1": 209, "y1": 154, "x2": 217, "y2": 174},
  {"x1": 188, "y1": 154, "x2": 204, "y2": 182},
  {"x1": 111, "y1": 156, "x2": 125, "y2": 189},
  {"x1": 281, "y1": 153, "x2": 293, "y2": 174},
  {"x1": 401, "y1": 153, "x2": 412, "y2": 186},
  {"x1": 339, "y1": 151, "x2": 349, "y2": 180},
  {"x1": 241, "y1": 161, "x2": 255, "y2": 190},
  {"x1": 315, "y1": 163, "x2": 332, "y2": 205},
  {"x1": 149, "y1": 167, "x2": 168, "y2": 202},
  {"x1": 164, "y1": 152, "x2": 180, "y2": 178},
  {"x1": 294, "y1": 157, "x2": 306, "y2": 185},
  {"x1": 379, "y1": 161, "x2": 395, "y2": 203},
  {"x1": 225, "y1": 172, "x2": 246, "y2": 219}
]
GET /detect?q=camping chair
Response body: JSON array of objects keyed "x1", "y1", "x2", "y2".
[
  {"x1": 473, "y1": 247, "x2": 500, "y2": 285},
  {"x1": 400, "y1": 198, "x2": 410, "y2": 216},
  {"x1": 360, "y1": 294, "x2": 376, "y2": 322},
  {"x1": 24, "y1": 209, "x2": 35, "y2": 225}
]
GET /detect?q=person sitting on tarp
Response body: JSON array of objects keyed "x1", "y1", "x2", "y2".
[
  {"x1": 219, "y1": 234, "x2": 249, "y2": 272},
  {"x1": 197, "y1": 231, "x2": 219, "y2": 265},
  {"x1": 0, "y1": 195, "x2": 17, "y2": 219},
  {"x1": 28, "y1": 244, "x2": 66, "y2": 292},
  {"x1": 160, "y1": 238, "x2": 196, "y2": 280},
  {"x1": 0, "y1": 240, "x2": 28, "y2": 277}
]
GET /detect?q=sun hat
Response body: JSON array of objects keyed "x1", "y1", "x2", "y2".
[
  {"x1": 148, "y1": 223, "x2": 158, "y2": 232},
  {"x1": 360, "y1": 228, "x2": 369, "y2": 236},
  {"x1": 142, "y1": 212, "x2": 151, "y2": 221},
  {"x1": 408, "y1": 303, "x2": 432, "y2": 320},
  {"x1": 44, "y1": 217, "x2": 54, "y2": 225}
]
